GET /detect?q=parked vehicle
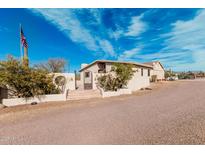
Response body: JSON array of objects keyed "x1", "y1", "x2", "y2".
[{"x1": 167, "y1": 76, "x2": 178, "y2": 81}]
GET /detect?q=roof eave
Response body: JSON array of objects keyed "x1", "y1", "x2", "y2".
[{"x1": 79, "y1": 60, "x2": 153, "y2": 72}]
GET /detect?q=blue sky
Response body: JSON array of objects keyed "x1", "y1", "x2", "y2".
[{"x1": 0, "y1": 8, "x2": 205, "y2": 72}]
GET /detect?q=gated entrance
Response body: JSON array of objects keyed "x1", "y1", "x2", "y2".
[{"x1": 84, "y1": 71, "x2": 93, "y2": 90}]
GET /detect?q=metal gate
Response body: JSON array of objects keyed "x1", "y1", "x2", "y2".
[{"x1": 84, "y1": 71, "x2": 93, "y2": 90}]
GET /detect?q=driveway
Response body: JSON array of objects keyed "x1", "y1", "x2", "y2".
[{"x1": 1, "y1": 80, "x2": 205, "y2": 144}]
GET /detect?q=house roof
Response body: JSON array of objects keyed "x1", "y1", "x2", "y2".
[
  {"x1": 79, "y1": 60, "x2": 153, "y2": 72},
  {"x1": 143, "y1": 61, "x2": 165, "y2": 70}
]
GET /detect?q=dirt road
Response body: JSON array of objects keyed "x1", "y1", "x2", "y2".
[{"x1": 1, "y1": 80, "x2": 205, "y2": 144}]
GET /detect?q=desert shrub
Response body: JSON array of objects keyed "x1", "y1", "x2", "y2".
[
  {"x1": 0, "y1": 56, "x2": 60, "y2": 98},
  {"x1": 98, "y1": 63, "x2": 134, "y2": 91},
  {"x1": 178, "y1": 72, "x2": 195, "y2": 79},
  {"x1": 98, "y1": 74, "x2": 118, "y2": 91}
]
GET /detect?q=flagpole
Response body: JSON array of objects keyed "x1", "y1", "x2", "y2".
[{"x1": 19, "y1": 24, "x2": 23, "y2": 62}]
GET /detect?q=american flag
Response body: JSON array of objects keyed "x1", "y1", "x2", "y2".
[{"x1": 20, "y1": 26, "x2": 28, "y2": 48}]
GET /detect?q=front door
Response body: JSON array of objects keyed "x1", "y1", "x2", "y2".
[{"x1": 84, "y1": 71, "x2": 93, "y2": 90}]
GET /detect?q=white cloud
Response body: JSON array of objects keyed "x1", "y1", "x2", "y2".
[
  {"x1": 162, "y1": 10, "x2": 205, "y2": 50},
  {"x1": 169, "y1": 50, "x2": 205, "y2": 71},
  {"x1": 118, "y1": 47, "x2": 142, "y2": 61},
  {"x1": 98, "y1": 40, "x2": 116, "y2": 57},
  {"x1": 108, "y1": 28, "x2": 124, "y2": 40},
  {"x1": 122, "y1": 9, "x2": 205, "y2": 71},
  {"x1": 160, "y1": 9, "x2": 205, "y2": 71},
  {"x1": 124, "y1": 15, "x2": 147, "y2": 37},
  {"x1": 30, "y1": 9, "x2": 98, "y2": 51},
  {"x1": 109, "y1": 14, "x2": 147, "y2": 40},
  {"x1": 87, "y1": 9, "x2": 102, "y2": 25},
  {"x1": 29, "y1": 9, "x2": 115, "y2": 57}
]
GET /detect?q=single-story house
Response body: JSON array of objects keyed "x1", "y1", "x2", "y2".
[
  {"x1": 79, "y1": 60, "x2": 154, "y2": 91},
  {"x1": 143, "y1": 61, "x2": 165, "y2": 81}
]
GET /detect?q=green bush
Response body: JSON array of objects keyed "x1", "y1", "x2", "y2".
[
  {"x1": 0, "y1": 56, "x2": 60, "y2": 98},
  {"x1": 98, "y1": 63, "x2": 134, "y2": 91},
  {"x1": 178, "y1": 72, "x2": 195, "y2": 79},
  {"x1": 98, "y1": 74, "x2": 118, "y2": 91}
]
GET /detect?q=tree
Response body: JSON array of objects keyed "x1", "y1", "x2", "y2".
[
  {"x1": 165, "y1": 70, "x2": 175, "y2": 79},
  {"x1": 34, "y1": 58, "x2": 67, "y2": 73},
  {"x1": 0, "y1": 56, "x2": 60, "y2": 98},
  {"x1": 97, "y1": 63, "x2": 134, "y2": 91},
  {"x1": 111, "y1": 63, "x2": 134, "y2": 88}
]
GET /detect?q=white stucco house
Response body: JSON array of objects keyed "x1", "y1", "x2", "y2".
[
  {"x1": 79, "y1": 60, "x2": 154, "y2": 92},
  {"x1": 143, "y1": 61, "x2": 165, "y2": 81},
  {"x1": 2, "y1": 60, "x2": 165, "y2": 107}
]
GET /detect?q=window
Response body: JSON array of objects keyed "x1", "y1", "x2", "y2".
[
  {"x1": 141, "y1": 68, "x2": 143, "y2": 76},
  {"x1": 85, "y1": 72, "x2": 90, "y2": 78},
  {"x1": 98, "y1": 62, "x2": 106, "y2": 73},
  {"x1": 148, "y1": 69, "x2": 150, "y2": 77}
]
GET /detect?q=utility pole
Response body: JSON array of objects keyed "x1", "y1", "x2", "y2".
[
  {"x1": 74, "y1": 70, "x2": 77, "y2": 90},
  {"x1": 19, "y1": 24, "x2": 23, "y2": 61},
  {"x1": 20, "y1": 24, "x2": 29, "y2": 67},
  {"x1": 23, "y1": 46, "x2": 29, "y2": 67}
]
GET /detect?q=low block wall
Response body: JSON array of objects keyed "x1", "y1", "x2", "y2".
[
  {"x1": 101, "y1": 89, "x2": 132, "y2": 98},
  {"x1": 127, "y1": 73, "x2": 150, "y2": 91},
  {"x1": 2, "y1": 94, "x2": 66, "y2": 107}
]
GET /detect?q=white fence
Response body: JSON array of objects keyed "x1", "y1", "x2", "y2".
[
  {"x1": 98, "y1": 87, "x2": 132, "y2": 98},
  {"x1": 2, "y1": 94, "x2": 66, "y2": 107}
]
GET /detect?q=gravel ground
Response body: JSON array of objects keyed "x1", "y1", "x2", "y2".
[{"x1": 0, "y1": 80, "x2": 205, "y2": 144}]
